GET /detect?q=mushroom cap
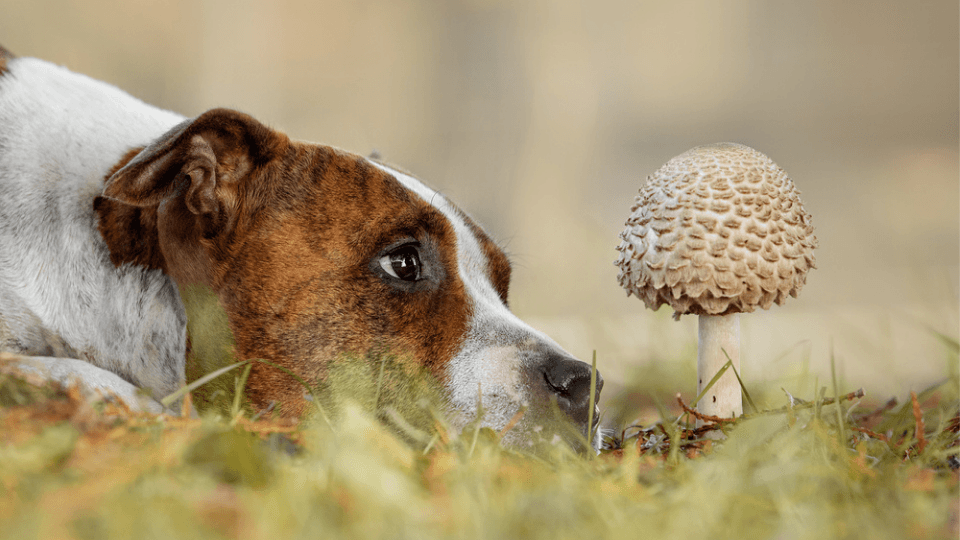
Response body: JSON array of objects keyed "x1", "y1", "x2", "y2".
[{"x1": 615, "y1": 143, "x2": 817, "y2": 318}]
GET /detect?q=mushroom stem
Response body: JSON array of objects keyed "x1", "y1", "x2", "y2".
[{"x1": 697, "y1": 313, "x2": 742, "y2": 424}]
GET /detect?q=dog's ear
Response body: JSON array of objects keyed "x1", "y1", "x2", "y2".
[{"x1": 103, "y1": 108, "x2": 285, "y2": 221}]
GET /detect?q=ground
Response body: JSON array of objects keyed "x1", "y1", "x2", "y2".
[{"x1": 1, "y1": 346, "x2": 956, "y2": 540}]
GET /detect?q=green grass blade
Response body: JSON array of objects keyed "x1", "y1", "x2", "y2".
[
  {"x1": 830, "y1": 346, "x2": 847, "y2": 444},
  {"x1": 925, "y1": 325, "x2": 959, "y2": 353},
  {"x1": 722, "y1": 348, "x2": 756, "y2": 413},
  {"x1": 373, "y1": 354, "x2": 388, "y2": 412},
  {"x1": 231, "y1": 362, "x2": 253, "y2": 420},
  {"x1": 161, "y1": 360, "x2": 251, "y2": 409},
  {"x1": 587, "y1": 350, "x2": 597, "y2": 448},
  {"x1": 692, "y1": 359, "x2": 732, "y2": 408},
  {"x1": 163, "y1": 357, "x2": 332, "y2": 428},
  {"x1": 248, "y1": 358, "x2": 332, "y2": 428}
]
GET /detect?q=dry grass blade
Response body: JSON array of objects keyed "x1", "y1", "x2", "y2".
[
  {"x1": 911, "y1": 391, "x2": 927, "y2": 454},
  {"x1": 498, "y1": 406, "x2": 526, "y2": 439}
]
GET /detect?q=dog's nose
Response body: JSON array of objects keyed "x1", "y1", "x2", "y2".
[{"x1": 542, "y1": 355, "x2": 604, "y2": 428}]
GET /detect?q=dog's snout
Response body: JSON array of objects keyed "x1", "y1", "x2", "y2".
[{"x1": 542, "y1": 355, "x2": 604, "y2": 425}]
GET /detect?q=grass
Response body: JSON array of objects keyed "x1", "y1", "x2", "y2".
[
  {"x1": 0, "y1": 298, "x2": 957, "y2": 539},
  {"x1": 0, "y1": 355, "x2": 956, "y2": 539}
]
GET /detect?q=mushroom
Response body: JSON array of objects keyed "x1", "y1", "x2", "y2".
[{"x1": 615, "y1": 143, "x2": 817, "y2": 423}]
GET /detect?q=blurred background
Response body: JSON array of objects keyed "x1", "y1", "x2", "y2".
[{"x1": 3, "y1": 0, "x2": 957, "y2": 419}]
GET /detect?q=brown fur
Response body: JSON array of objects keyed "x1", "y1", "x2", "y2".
[
  {"x1": 0, "y1": 45, "x2": 14, "y2": 76},
  {"x1": 97, "y1": 109, "x2": 472, "y2": 416},
  {"x1": 94, "y1": 148, "x2": 162, "y2": 271}
]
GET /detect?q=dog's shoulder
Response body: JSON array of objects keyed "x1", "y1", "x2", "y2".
[{"x1": 0, "y1": 50, "x2": 189, "y2": 403}]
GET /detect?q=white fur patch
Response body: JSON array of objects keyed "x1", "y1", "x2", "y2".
[
  {"x1": 369, "y1": 162, "x2": 576, "y2": 434},
  {"x1": 1, "y1": 354, "x2": 167, "y2": 413},
  {"x1": 0, "y1": 58, "x2": 188, "y2": 400}
]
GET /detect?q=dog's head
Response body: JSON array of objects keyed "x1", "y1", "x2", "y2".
[{"x1": 96, "y1": 108, "x2": 603, "y2": 449}]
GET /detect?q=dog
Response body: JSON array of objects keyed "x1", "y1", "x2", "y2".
[{"x1": 0, "y1": 46, "x2": 603, "y2": 449}]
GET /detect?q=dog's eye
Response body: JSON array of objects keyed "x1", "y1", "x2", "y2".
[{"x1": 379, "y1": 245, "x2": 421, "y2": 281}]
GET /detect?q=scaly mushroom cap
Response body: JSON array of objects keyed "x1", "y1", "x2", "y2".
[{"x1": 616, "y1": 143, "x2": 817, "y2": 318}]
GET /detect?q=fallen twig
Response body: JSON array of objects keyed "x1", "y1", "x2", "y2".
[
  {"x1": 854, "y1": 397, "x2": 898, "y2": 424},
  {"x1": 749, "y1": 389, "x2": 866, "y2": 419},
  {"x1": 851, "y1": 425, "x2": 889, "y2": 442},
  {"x1": 676, "y1": 393, "x2": 736, "y2": 425},
  {"x1": 677, "y1": 389, "x2": 866, "y2": 426}
]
